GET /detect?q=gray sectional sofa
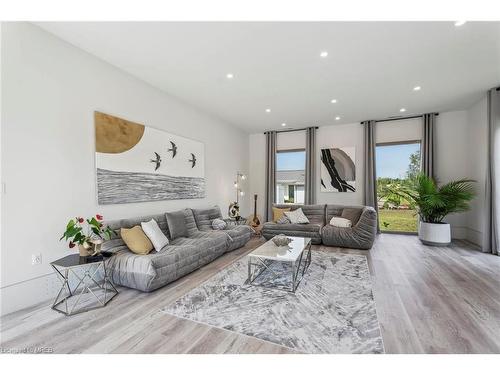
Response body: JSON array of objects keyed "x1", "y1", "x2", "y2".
[
  {"x1": 101, "y1": 207, "x2": 253, "y2": 292},
  {"x1": 262, "y1": 204, "x2": 377, "y2": 250}
]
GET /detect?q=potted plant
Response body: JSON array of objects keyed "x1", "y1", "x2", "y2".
[
  {"x1": 60, "y1": 214, "x2": 116, "y2": 256},
  {"x1": 389, "y1": 174, "x2": 475, "y2": 246}
]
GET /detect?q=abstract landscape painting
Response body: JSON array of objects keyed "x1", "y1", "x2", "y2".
[
  {"x1": 95, "y1": 111, "x2": 205, "y2": 204},
  {"x1": 320, "y1": 147, "x2": 356, "y2": 192}
]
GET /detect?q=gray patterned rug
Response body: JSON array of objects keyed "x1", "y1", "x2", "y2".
[{"x1": 162, "y1": 251, "x2": 384, "y2": 354}]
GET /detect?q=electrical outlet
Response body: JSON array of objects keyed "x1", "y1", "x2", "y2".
[{"x1": 32, "y1": 253, "x2": 42, "y2": 265}]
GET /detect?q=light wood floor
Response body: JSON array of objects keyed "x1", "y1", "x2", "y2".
[{"x1": 1, "y1": 234, "x2": 500, "y2": 354}]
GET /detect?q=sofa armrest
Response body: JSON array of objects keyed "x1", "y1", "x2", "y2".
[{"x1": 353, "y1": 207, "x2": 377, "y2": 231}]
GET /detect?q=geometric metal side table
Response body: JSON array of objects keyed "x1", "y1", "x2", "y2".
[{"x1": 50, "y1": 253, "x2": 118, "y2": 316}]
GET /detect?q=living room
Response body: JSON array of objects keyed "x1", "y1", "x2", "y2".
[{"x1": 1, "y1": 0, "x2": 500, "y2": 371}]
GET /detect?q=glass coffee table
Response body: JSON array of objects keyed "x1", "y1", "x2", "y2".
[{"x1": 246, "y1": 236, "x2": 312, "y2": 292}]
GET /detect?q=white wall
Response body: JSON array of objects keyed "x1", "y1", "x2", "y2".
[
  {"x1": 0, "y1": 23, "x2": 250, "y2": 315},
  {"x1": 248, "y1": 113, "x2": 476, "y2": 239},
  {"x1": 465, "y1": 97, "x2": 488, "y2": 246},
  {"x1": 433, "y1": 111, "x2": 471, "y2": 239}
]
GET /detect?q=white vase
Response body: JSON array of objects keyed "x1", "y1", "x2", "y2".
[{"x1": 418, "y1": 221, "x2": 451, "y2": 246}]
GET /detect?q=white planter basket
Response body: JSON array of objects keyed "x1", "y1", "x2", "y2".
[{"x1": 418, "y1": 222, "x2": 451, "y2": 246}]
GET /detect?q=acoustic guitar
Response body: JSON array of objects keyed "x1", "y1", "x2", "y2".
[{"x1": 247, "y1": 194, "x2": 262, "y2": 228}]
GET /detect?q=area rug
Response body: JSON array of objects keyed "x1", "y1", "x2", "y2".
[{"x1": 162, "y1": 251, "x2": 384, "y2": 354}]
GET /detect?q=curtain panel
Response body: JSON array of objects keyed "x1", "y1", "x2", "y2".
[
  {"x1": 421, "y1": 113, "x2": 436, "y2": 180},
  {"x1": 483, "y1": 88, "x2": 500, "y2": 255},
  {"x1": 363, "y1": 120, "x2": 379, "y2": 232},
  {"x1": 305, "y1": 127, "x2": 317, "y2": 204},
  {"x1": 265, "y1": 131, "x2": 277, "y2": 222}
]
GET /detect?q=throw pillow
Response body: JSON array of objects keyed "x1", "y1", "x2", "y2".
[
  {"x1": 272, "y1": 207, "x2": 291, "y2": 222},
  {"x1": 277, "y1": 215, "x2": 291, "y2": 224},
  {"x1": 212, "y1": 218, "x2": 227, "y2": 230},
  {"x1": 141, "y1": 218, "x2": 169, "y2": 252},
  {"x1": 121, "y1": 226, "x2": 153, "y2": 255},
  {"x1": 166, "y1": 210, "x2": 188, "y2": 239},
  {"x1": 284, "y1": 208, "x2": 310, "y2": 224},
  {"x1": 342, "y1": 208, "x2": 362, "y2": 225},
  {"x1": 329, "y1": 216, "x2": 352, "y2": 228}
]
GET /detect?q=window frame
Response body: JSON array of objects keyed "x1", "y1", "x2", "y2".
[
  {"x1": 375, "y1": 140, "x2": 421, "y2": 235},
  {"x1": 275, "y1": 148, "x2": 306, "y2": 205}
]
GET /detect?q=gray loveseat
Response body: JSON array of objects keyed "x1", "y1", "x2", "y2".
[
  {"x1": 262, "y1": 204, "x2": 377, "y2": 250},
  {"x1": 101, "y1": 207, "x2": 253, "y2": 292}
]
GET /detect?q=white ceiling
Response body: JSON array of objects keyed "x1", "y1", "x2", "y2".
[{"x1": 36, "y1": 22, "x2": 500, "y2": 133}]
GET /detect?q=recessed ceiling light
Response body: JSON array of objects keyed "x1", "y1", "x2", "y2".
[
  {"x1": 265, "y1": 108, "x2": 271, "y2": 113},
  {"x1": 331, "y1": 99, "x2": 337, "y2": 103},
  {"x1": 454, "y1": 21, "x2": 466, "y2": 27},
  {"x1": 400, "y1": 108, "x2": 406, "y2": 113},
  {"x1": 413, "y1": 86, "x2": 421, "y2": 91},
  {"x1": 226, "y1": 73, "x2": 234, "y2": 79},
  {"x1": 320, "y1": 51, "x2": 328, "y2": 58},
  {"x1": 335, "y1": 116, "x2": 341, "y2": 120},
  {"x1": 281, "y1": 123, "x2": 286, "y2": 127}
]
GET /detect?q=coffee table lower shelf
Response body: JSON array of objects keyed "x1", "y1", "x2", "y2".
[{"x1": 246, "y1": 238, "x2": 312, "y2": 293}]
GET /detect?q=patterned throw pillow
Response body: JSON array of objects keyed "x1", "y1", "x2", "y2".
[
  {"x1": 212, "y1": 218, "x2": 227, "y2": 230},
  {"x1": 284, "y1": 208, "x2": 310, "y2": 224},
  {"x1": 277, "y1": 215, "x2": 291, "y2": 224}
]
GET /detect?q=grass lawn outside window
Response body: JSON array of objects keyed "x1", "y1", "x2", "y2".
[{"x1": 378, "y1": 209, "x2": 418, "y2": 233}]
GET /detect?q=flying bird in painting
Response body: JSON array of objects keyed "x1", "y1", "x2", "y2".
[
  {"x1": 167, "y1": 141, "x2": 177, "y2": 158},
  {"x1": 150, "y1": 152, "x2": 162, "y2": 171},
  {"x1": 188, "y1": 153, "x2": 196, "y2": 168}
]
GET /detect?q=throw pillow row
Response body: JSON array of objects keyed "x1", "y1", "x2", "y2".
[{"x1": 121, "y1": 218, "x2": 169, "y2": 255}]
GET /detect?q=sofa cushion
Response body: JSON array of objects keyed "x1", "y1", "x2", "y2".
[
  {"x1": 166, "y1": 210, "x2": 188, "y2": 239},
  {"x1": 192, "y1": 206, "x2": 223, "y2": 230},
  {"x1": 330, "y1": 216, "x2": 352, "y2": 228},
  {"x1": 171, "y1": 231, "x2": 228, "y2": 261},
  {"x1": 106, "y1": 244, "x2": 198, "y2": 292},
  {"x1": 212, "y1": 218, "x2": 227, "y2": 230},
  {"x1": 342, "y1": 207, "x2": 363, "y2": 226},
  {"x1": 183, "y1": 209, "x2": 200, "y2": 237},
  {"x1": 121, "y1": 226, "x2": 153, "y2": 255},
  {"x1": 273, "y1": 204, "x2": 325, "y2": 225},
  {"x1": 277, "y1": 215, "x2": 291, "y2": 224},
  {"x1": 272, "y1": 207, "x2": 290, "y2": 222},
  {"x1": 141, "y1": 218, "x2": 169, "y2": 252},
  {"x1": 262, "y1": 222, "x2": 322, "y2": 233},
  {"x1": 284, "y1": 208, "x2": 310, "y2": 224},
  {"x1": 222, "y1": 225, "x2": 254, "y2": 252}
]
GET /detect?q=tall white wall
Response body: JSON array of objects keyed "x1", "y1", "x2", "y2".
[
  {"x1": 465, "y1": 97, "x2": 488, "y2": 246},
  {"x1": 0, "y1": 23, "x2": 250, "y2": 315}
]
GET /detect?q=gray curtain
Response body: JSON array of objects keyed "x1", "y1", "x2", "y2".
[
  {"x1": 421, "y1": 113, "x2": 436, "y2": 179},
  {"x1": 363, "y1": 120, "x2": 379, "y2": 232},
  {"x1": 305, "y1": 127, "x2": 317, "y2": 204},
  {"x1": 265, "y1": 131, "x2": 277, "y2": 222},
  {"x1": 483, "y1": 88, "x2": 500, "y2": 255}
]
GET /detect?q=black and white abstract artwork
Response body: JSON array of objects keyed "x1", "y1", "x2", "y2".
[
  {"x1": 95, "y1": 112, "x2": 205, "y2": 205},
  {"x1": 320, "y1": 147, "x2": 356, "y2": 192}
]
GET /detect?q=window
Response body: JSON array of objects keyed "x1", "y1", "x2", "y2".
[
  {"x1": 376, "y1": 141, "x2": 421, "y2": 233},
  {"x1": 276, "y1": 150, "x2": 305, "y2": 204}
]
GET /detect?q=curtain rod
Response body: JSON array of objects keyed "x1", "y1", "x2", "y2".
[
  {"x1": 264, "y1": 126, "x2": 318, "y2": 134},
  {"x1": 360, "y1": 113, "x2": 439, "y2": 124}
]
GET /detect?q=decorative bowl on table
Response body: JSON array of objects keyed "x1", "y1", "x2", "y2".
[{"x1": 272, "y1": 234, "x2": 293, "y2": 247}]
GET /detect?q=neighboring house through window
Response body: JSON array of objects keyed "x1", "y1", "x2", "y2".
[{"x1": 276, "y1": 150, "x2": 305, "y2": 204}]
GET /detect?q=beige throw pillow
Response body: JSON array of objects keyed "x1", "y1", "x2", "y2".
[
  {"x1": 121, "y1": 226, "x2": 153, "y2": 255},
  {"x1": 272, "y1": 207, "x2": 291, "y2": 222}
]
